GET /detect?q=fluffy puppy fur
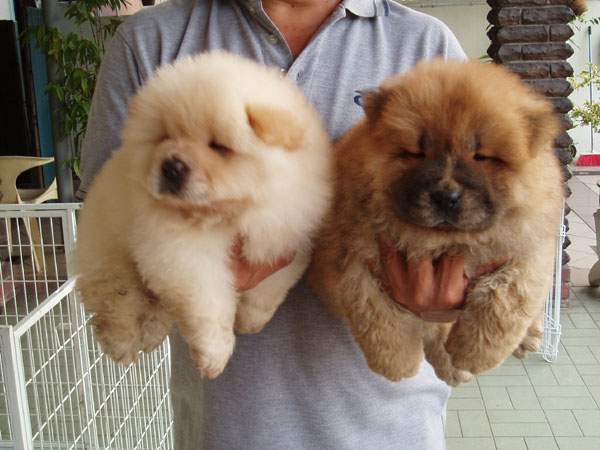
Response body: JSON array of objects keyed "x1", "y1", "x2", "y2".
[
  {"x1": 75, "y1": 52, "x2": 331, "y2": 378},
  {"x1": 310, "y1": 60, "x2": 563, "y2": 385}
]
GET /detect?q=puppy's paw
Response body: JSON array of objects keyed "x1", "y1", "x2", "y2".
[
  {"x1": 189, "y1": 332, "x2": 235, "y2": 379},
  {"x1": 92, "y1": 315, "x2": 141, "y2": 365},
  {"x1": 139, "y1": 310, "x2": 173, "y2": 353},
  {"x1": 364, "y1": 349, "x2": 422, "y2": 382},
  {"x1": 445, "y1": 323, "x2": 502, "y2": 375},
  {"x1": 433, "y1": 365, "x2": 473, "y2": 387},
  {"x1": 234, "y1": 305, "x2": 272, "y2": 334},
  {"x1": 513, "y1": 328, "x2": 542, "y2": 359}
]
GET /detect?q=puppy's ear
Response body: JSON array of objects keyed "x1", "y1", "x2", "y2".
[
  {"x1": 521, "y1": 97, "x2": 561, "y2": 155},
  {"x1": 362, "y1": 88, "x2": 389, "y2": 122},
  {"x1": 246, "y1": 104, "x2": 304, "y2": 150}
]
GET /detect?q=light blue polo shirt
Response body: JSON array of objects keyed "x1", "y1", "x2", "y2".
[{"x1": 78, "y1": 1, "x2": 466, "y2": 448}]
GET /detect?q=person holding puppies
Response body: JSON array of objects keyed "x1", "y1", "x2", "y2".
[{"x1": 78, "y1": 0, "x2": 493, "y2": 448}]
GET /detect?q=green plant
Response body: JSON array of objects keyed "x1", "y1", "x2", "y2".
[
  {"x1": 569, "y1": 16, "x2": 600, "y2": 134},
  {"x1": 31, "y1": 0, "x2": 130, "y2": 177},
  {"x1": 570, "y1": 63, "x2": 600, "y2": 133}
]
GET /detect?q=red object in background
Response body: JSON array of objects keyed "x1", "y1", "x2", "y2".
[{"x1": 576, "y1": 154, "x2": 600, "y2": 166}]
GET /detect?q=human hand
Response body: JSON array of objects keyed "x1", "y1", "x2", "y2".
[
  {"x1": 230, "y1": 236, "x2": 296, "y2": 292},
  {"x1": 376, "y1": 236, "x2": 507, "y2": 322}
]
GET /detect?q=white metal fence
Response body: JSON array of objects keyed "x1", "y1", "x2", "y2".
[
  {"x1": 539, "y1": 210, "x2": 567, "y2": 363},
  {"x1": 0, "y1": 203, "x2": 173, "y2": 450},
  {"x1": 0, "y1": 201, "x2": 567, "y2": 449}
]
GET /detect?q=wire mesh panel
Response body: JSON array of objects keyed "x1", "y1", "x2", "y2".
[
  {"x1": 539, "y1": 209, "x2": 567, "y2": 363},
  {"x1": 0, "y1": 204, "x2": 173, "y2": 450}
]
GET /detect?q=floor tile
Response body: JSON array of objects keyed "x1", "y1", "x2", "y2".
[
  {"x1": 445, "y1": 437, "x2": 495, "y2": 450},
  {"x1": 477, "y1": 375, "x2": 531, "y2": 387},
  {"x1": 587, "y1": 385, "x2": 600, "y2": 404},
  {"x1": 448, "y1": 397, "x2": 485, "y2": 410},
  {"x1": 443, "y1": 184, "x2": 600, "y2": 448},
  {"x1": 551, "y1": 365, "x2": 586, "y2": 385},
  {"x1": 567, "y1": 312, "x2": 597, "y2": 328},
  {"x1": 524, "y1": 437, "x2": 559, "y2": 450},
  {"x1": 562, "y1": 328, "x2": 600, "y2": 337},
  {"x1": 587, "y1": 346, "x2": 600, "y2": 361},
  {"x1": 561, "y1": 315, "x2": 576, "y2": 329},
  {"x1": 555, "y1": 437, "x2": 600, "y2": 449},
  {"x1": 445, "y1": 410, "x2": 461, "y2": 438},
  {"x1": 562, "y1": 337, "x2": 600, "y2": 348},
  {"x1": 494, "y1": 437, "x2": 526, "y2": 450},
  {"x1": 590, "y1": 313, "x2": 600, "y2": 325},
  {"x1": 502, "y1": 355, "x2": 524, "y2": 366},
  {"x1": 534, "y1": 386, "x2": 590, "y2": 397},
  {"x1": 582, "y1": 374, "x2": 600, "y2": 385},
  {"x1": 545, "y1": 410, "x2": 583, "y2": 436},
  {"x1": 481, "y1": 387, "x2": 512, "y2": 410},
  {"x1": 524, "y1": 350, "x2": 573, "y2": 366},
  {"x1": 451, "y1": 386, "x2": 481, "y2": 398},
  {"x1": 539, "y1": 397, "x2": 598, "y2": 410},
  {"x1": 581, "y1": 300, "x2": 600, "y2": 312},
  {"x1": 506, "y1": 386, "x2": 541, "y2": 410},
  {"x1": 572, "y1": 287, "x2": 600, "y2": 303},
  {"x1": 575, "y1": 364, "x2": 600, "y2": 375},
  {"x1": 458, "y1": 410, "x2": 492, "y2": 437},
  {"x1": 491, "y1": 422, "x2": 553, "y2": 437},
  {"x1": 526, "y1": 365, "x2": 558, "y2": 386},
  {"x1": 487, "y1": 410, "x2": 546, "y2": 423},
  {"x1": 486, "y1": 365, "x2": 527, "y2": 376},
  {"x1": 573, "y1": 410, "x2": 600, "y2": 436}
]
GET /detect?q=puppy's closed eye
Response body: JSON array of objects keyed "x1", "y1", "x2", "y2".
[
  {"x1": 209, "y1": 141, "x2": 233, "y2": 157},
  {"x1": 397, "y1": 150, "x2": 425, "y2": 160}
]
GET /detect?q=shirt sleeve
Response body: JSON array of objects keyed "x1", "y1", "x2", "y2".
[
  {"x1": 443, "y1": 28, "x2": 468, "y2": 61},
  {"x1": 76, "y1": 30, "x2": 142, "y2": 199}
]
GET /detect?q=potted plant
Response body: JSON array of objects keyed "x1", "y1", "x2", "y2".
[{"x1": 30, "y1": 0, "x2": 130, "y2": 180}]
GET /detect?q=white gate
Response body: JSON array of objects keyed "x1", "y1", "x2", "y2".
[
  {"x1": 0, "y1": 203, "x2": 173, "y2": 450},
  {"x1": 0, "y1": 202, "x2": 567, "y2": 449}
]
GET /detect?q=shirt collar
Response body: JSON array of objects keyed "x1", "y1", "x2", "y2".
[
  {"x1": 342, "y1": 0, "x2": 390, "y2": 17},
  {"x1": 237, "y1": 0, "x2": 390, "y2": 19}
]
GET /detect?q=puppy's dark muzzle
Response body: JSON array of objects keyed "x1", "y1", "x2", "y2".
[
  {"x1": 430, "y1": 189, "x2": 462, "y2": 214},
  {"x1": 160, "y1": 157, "x2": 190, "y2": 195}
]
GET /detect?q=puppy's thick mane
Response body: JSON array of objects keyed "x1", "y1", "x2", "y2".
[
  {"x1": 311, "y1": 60, "x2": 564, "y2": 384},
  {"x1": 336, "y1": 59, "x2": 563, "y2": 269},
  {"x1": 75, "y1": 52, "x2": 332, "y2": 377}
]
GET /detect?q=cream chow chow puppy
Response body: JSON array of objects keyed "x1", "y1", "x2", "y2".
[{"x1": 75, "y1": 52, "x2": 332, "y2": 379}]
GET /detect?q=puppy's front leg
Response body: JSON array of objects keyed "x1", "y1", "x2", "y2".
[
  {"x1": 171, "y1": 288, "x2": 237, "y2": 380},
  {"x1": 513, "y1": 307, "x2": 544, "y2": 359},
  {"x1": 423, "y1": 323, "x2": 472, "y2": 386},
  {"x1": 141, "y1": 250, "x2": 237, "y2": 379},
  {"x1": 352, "y1": 305, "x2": 424, "y2": 382},
  {"x1": 343, "y1": 272, "x2": 425, "y2": 381},
  {"x1": 445, "y1": 262, "x2": 549, "y2": 374},
  {"x1": 235, "y1": 250, "x2": 309, "y2": 334},
  {"x1": 77, "y1": 253, "x2": 171, "y2": 364}
]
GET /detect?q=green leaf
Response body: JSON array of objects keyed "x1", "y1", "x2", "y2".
[{"x1": 21, "y1": 0, "x2": 128, "y2": 177}]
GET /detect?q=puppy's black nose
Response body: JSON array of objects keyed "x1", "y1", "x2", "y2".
[
  {"x1": 160, "y1": 157, "x2": 189, "y2": 194},
  {"x1": 431, "y1": 189, "x2": 462, "y2": 212}
]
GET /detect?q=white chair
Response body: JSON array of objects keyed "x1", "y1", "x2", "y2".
[{"x1": 0, "y1": 156, "x2": 58, "y2": 272}]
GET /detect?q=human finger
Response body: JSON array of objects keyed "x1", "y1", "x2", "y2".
[
  {"x1": 406, "y1": 257, "x2": 435, "y2": 313},
  {"x1": 433, "y1": 254, "x2": 467, "y2": 310}
]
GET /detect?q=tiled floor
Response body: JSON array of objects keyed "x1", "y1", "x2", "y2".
[{"x1": 446, "y1": 171, "x2": 600, "y2": 450}]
